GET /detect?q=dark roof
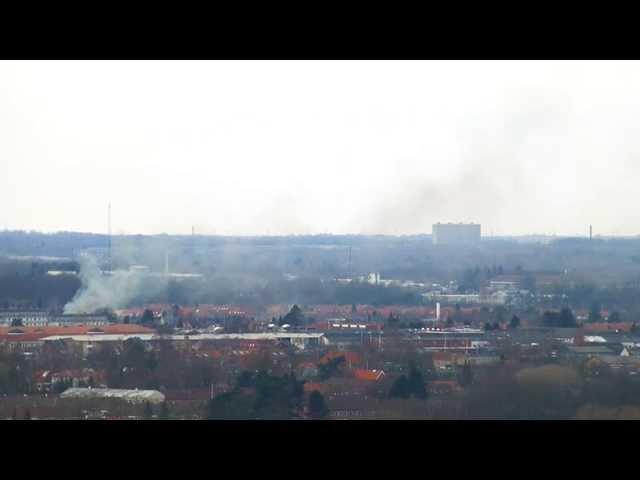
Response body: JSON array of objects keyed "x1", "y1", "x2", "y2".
[{"x1": 567, "y1": 345, "x2": 614, "y2": 354}]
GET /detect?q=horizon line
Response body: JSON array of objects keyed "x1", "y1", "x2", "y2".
[{"x1": 0, "y1": 229, "x2": 637, "y2": 239}]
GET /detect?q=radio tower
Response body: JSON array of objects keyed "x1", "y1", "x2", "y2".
[{"x1": 107, "y1": 202, "x2": 112, "y2": 273}]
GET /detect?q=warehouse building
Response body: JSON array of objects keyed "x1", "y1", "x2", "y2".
[{"x1": 432, "y1": 223, "x2": 481, "y2": 245}]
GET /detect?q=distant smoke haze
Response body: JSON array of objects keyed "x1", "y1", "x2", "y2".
[{"x1": 64, "y1": 256, "x2": 168, "y2": 313}]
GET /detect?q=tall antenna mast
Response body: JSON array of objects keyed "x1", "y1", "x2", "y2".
[{"x1": 107, "y1": 202, "x2": 112, "y2": 273}]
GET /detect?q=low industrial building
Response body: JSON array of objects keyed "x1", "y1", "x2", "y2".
[
  {"x1": 40, "y1": 332, "x2": 327, "y2": 356},
  {"x1": 60, "y1": 388, "x2": 166, "y2": 404}
]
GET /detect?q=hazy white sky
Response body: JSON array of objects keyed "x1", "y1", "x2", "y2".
[{"x1": 1, "y1": 60, "x2": 640, "y2": 236}]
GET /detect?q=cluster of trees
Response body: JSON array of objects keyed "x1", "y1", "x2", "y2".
[
  {"x1": 0, "y1": 350, "x2": 31, "y2": 394},
  {"x1": 0, "y1": 274, "x2": 80, "y2": 310},
  {"x1": 546, "y1": 282, "x2": 640, "y2": 313},
  {"x1": 207, "y1": 370, "x2": 306, "y2": 420},
  {"x1": 143, "y1": 401, "x2": 169, "y2": 420},
  {"x1": 87, "y1": 338, "x2": 221, "y2": 391},
  {"x1": 541, "y1": 308, "x2": 577, "y2": 328},
  {"x1": 318, "y1": 355, "x2": 346, "y2": 380},
  {"x1": 389, "y1": 363, "x2": 427, "y2": 399},
  {"x1": 458, "y1": 362, "x2": 640, "y2": 420},
  {"x1": 457, "y1": 265, "x2": 506, "y2": 293}
]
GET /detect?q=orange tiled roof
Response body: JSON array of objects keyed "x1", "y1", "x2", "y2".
[
  {"x1": 352, "y1": 369, "x2": 385, "y2": 381},
  {"x1": 303, "y1": 382, "x2": 326, "y2": 394}
]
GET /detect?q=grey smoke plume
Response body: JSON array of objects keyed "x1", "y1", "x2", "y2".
[{"x1": 63, "y1": 255, "x2": 168, "y2": 313}]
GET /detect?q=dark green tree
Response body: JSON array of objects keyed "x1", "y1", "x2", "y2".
[
  {"x1": 280, "y1": 305, "x2": 304, "y2": 327},
  {"x1": 406, "y1": 362, "x2": 427, "y2": 399},
  {"x1": 588, "y1": 302, "x2": 602, "y2": 322},
  {"x1": 458, "y1": 361, "x2": 474, "y2": 387},
  {"x1": 159, "y1": 402, "x2": 169, "y2": 420},
  {"x1": 389, "y1": 375, "x2": 410, "y2": 399},
  {"x1": 509, "y1": 315, "x2": 520, "y2": 329},
  {"x1": 390, "y1": 363, "x2": 427, "y2": 399},
  {"x1": 608, "y1": 311, "x2": 621, "y2": 323},
  {"x1": 141, "y1": 309, "x2": 155, "y2": 325},
  {"x1": 143, "y1": 401, "x2": 153, "y2": 419},
  {"x1": 308, "y1": 390, "x2": 329, "y2": 419},
  {"x1": 317, "y1": 355, "x2": 346, "y2": 380}
]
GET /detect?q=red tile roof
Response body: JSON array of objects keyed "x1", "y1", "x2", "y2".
[
  {"x1": 303, "y1": 382, "x2": 327, "y2": 394},
  {"x1": 584, "y1": 322, "x2": 632, "y2": 333},
  {"x1": 352, "y1": 369, "x2": 385, "y2": 382},
  {"x1": 0, "y1": 324, "x2": 154, "y2": 342}
]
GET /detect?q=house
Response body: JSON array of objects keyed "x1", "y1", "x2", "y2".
[
  {"x1": 296, "y1": 362, "x2": 319, "y2": 380},
  {"x1": 584, "y1": 323, "x2": 632, "y2": 334},
  {"x1": 567, "y1": 345, "x2": 615, "y2": 357},
  {"x1": 34, "y1": 368, "x2": 107, "y2": 392},
  {"x1": 431, "y1": 352, "x2": 466, "y2": 370}
]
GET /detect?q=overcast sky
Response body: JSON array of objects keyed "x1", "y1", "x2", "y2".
[{"x1": 1, "y1": 60, "x2": 639, "y2": 237}]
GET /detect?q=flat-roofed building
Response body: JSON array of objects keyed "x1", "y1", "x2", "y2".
[{"x1": 432, "y1": 223, "x2": 481, "y2": 246}]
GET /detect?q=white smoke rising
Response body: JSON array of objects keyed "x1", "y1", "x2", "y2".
[{"x1": 63, "y1": 255, "x2": 167, "y2": 314}]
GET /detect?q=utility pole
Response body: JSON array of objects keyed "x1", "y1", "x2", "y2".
[{"x1": 107, "y1": 202, "x2": 112, "y2": 273}]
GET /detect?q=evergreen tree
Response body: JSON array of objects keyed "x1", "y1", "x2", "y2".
[
  {"x1": 141, "y1": 309, "x2": 155, "y2": 325},
  {"x1": 509, "y1": 315, "x2": 520, "y2": 329},
  {"x1": 588, "y1": 302, "x2": 602, "y2": 322},
  {"x1": 159, "y1": 402, "x2": 169, "y2": 420},
  {"x1": 280, "y1": 305, "x2": 305, "y2": 327},
  {"x1": 390, "y1": 363, "x2": 427, "y2": 399},
  {"x1": 458, "y1": 361, "x2": 474, "y2": 387},
  {"x1": 143, "y1": 401, "x2": 153, "y2": 419},
  {"x1": 308, "y1": 390, "x2": 329, "y2": 419},
  {"x1": 608, "y1": 311, "x2": 621, "y2": 323},
  {"x1": 389, "y1": 375, "x2": 410, "y2": 398},
  {"x1": 407, "y1": 363, "x2": 427, "y2": 399}
]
